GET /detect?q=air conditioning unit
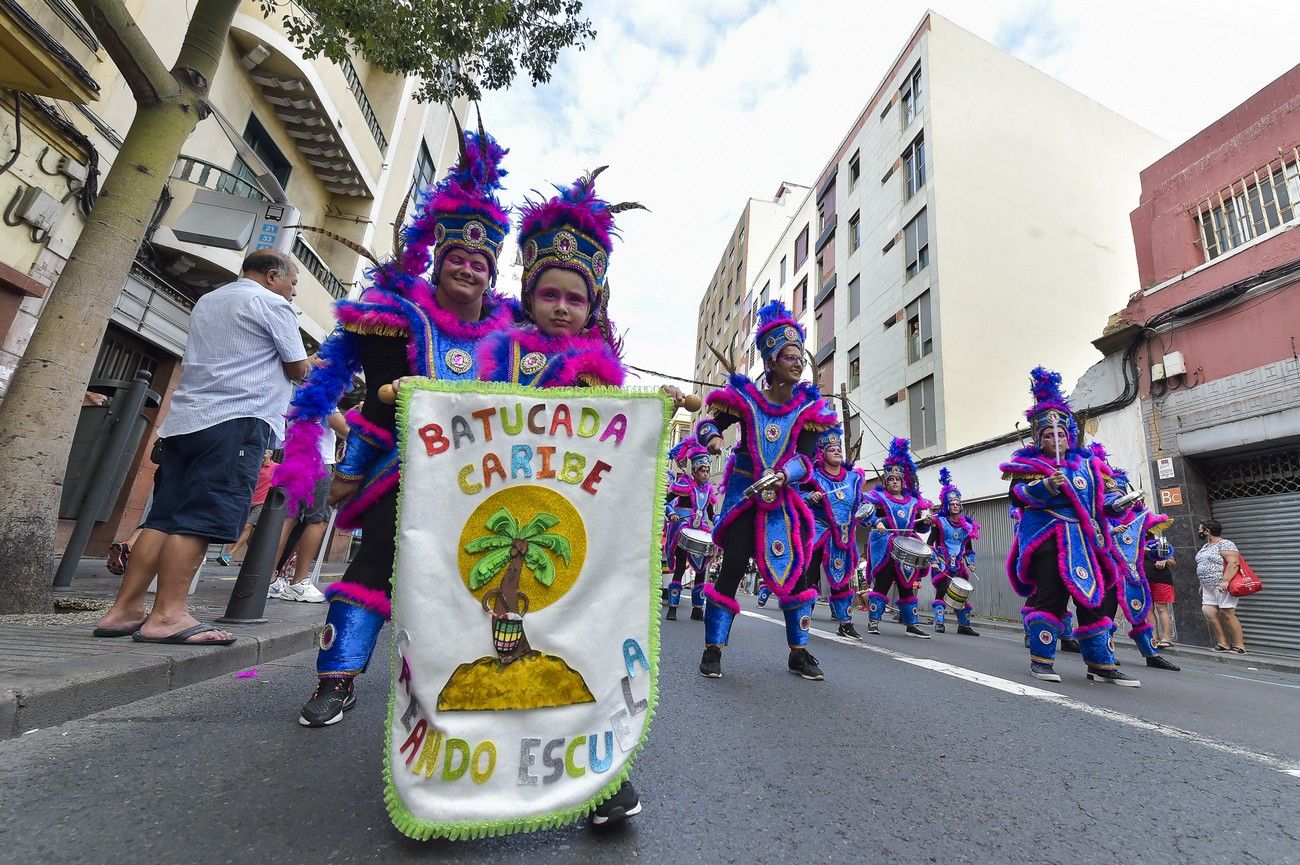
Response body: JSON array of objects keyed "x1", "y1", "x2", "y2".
[
  {"x1": 1150, "y1": 362, "x2": 1166, "y2": 381},
  {"x1": 1163, "y1": 351, "x2": 1187, "y2": 377}
]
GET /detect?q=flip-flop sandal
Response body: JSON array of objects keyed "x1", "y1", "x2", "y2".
[
  {"x1": 1155, "y1": 641, "x2": 1173, "y2": 649},
  {"x1": 93, "y1": 619, "x2": 148, "y2": 638},
  {"x1": 1231, "y1": 646, "x2": 1247, "y2": 654},
  {"x1": 1213, "y1": 644, "x2": 1229, "y2": 652},
  {"x1": 132, "y1": 623, "x2": 235, "y2": 646}
]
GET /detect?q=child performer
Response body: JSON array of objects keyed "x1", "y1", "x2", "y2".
[
  {"x1": 862, "y1": 438, "x2": 934, "y2": 638},
  {"x1": 801, "y1": 426, "x2": 867, "y2": 639},
  {"x1": 927, "y1": 468, "x2": 981, "y2": 636},
  {"x1": 664, "y1": 440, "x2": 718, "y2": 621}
]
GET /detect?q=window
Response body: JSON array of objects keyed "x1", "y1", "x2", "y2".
[
  {"x1": 905, "y1": 291, "x2": 933, "y2": 363},
  {"x1": 780, "y1": 256, "x2": 788, "y2": 286},
  {"x1": 794, "y1": 276, "x2": 808, "y2": 316},
  {"x1": 848, "y1": 344, "x2": 860, "y2": 390},
  {"x1": 1196, "y1": 160, "x2": 1300, "y2": 260},
  {"x1": 904, "y1": 209, "x2": 929, "y2": 279},
  {"x1": 413, "y1": 141, "x2": 436, "y2": 192},
  {"x1": 908, "y1": 374, "x2": 937, "y2": 449},
  {"x1": 223, "y1": 113, "x2": 291, "y2": 195},
  {"x1": 901, "y1": 63, "x2": 923, "y2": 127},
  {"x1": 793, "y1": 224, "x2": 809, "y2": 271},
  {"x1": 904, "y1": 133, "x2": 926, "y2": 199},
  {"x1": 849, "y1": 151, "x2": 861, "y2": 190},
  {"x1": 849, "y1": 211, "x2": 861, "y2": 252},
  {"x1": 848, "y1": 275, "x2": 861, "y2": 321},
  {"x1": 818, "y1": 183, "x2": 836, "y2": 231},
  {"x1": 761, "y1": 281, "x2": 771, "y2": 305}
]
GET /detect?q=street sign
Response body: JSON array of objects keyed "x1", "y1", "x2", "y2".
[
  {"x1": 1157, "y1": 457, "x2": 1174, "y2": 479},
  {"x1": 1159, "y1": 486, "x2": 1183, "y2": 507}
]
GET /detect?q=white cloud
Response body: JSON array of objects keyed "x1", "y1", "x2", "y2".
[{"x1": 481, "y1": 0, "x2": 1300, "y2": 389}]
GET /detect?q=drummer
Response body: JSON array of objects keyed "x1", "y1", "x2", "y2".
[
  {"x1": 665, "y1": 441, "x2": 719, "y2": 621},
  {"x1": 694, "y1": 300, "x2": 837, "y2": 681},
  {"x1": 800, "y1": 425, "x2": 867, "y2": 640},
  {"x1": 663, "y1": 438, "x2": 697, "y2": 571},
  {"x1": 862, "y1": 437, "x2": 934, "y2": 638},
  {"x1": 927, "y1": 468, "x2": 981, "y2": 636}
]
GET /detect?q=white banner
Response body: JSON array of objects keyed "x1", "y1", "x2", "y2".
[{"x1": 386, "y1": 380, "x2": 668, "y2": 839}]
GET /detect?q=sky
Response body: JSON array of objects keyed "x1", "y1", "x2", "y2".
[{"x1": 480, "y1": 0, "x2": 1300, "y2": 391}]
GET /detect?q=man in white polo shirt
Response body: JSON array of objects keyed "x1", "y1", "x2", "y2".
[{"x1": 94, "y1": 250, "x2": 309, "y2": 645}]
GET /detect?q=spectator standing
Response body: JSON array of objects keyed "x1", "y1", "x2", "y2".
[
  {"x1": 1144, "y1": 534, "x2": 1177, "y2": 647},
  {"x1": 267, "y1": 409, "x2": 349, "y2": 602},
  {"x1": 93, "y1": 251, "x2": 309, "y2": 645},
  {"x1": 1193, "y1": 518, "x2": 1247, "y2": 654},
  {"x1": 216, "y1": 451, "x2": 278, "y2": 566}
]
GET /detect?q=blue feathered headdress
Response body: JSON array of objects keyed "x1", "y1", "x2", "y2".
[
  {"x1": 1026, "y1": 366, "x2": 1078, "y2": 448},
  {"x1": 1089, "y1": 441, "x2": 1129, "y2": 489},
  {"x1": 938, "y1": 467, "x2": 963, "y2": 510},
  {"x1": 816, "y1": 423, "x2": 844, "y2": 463},
  {"x1": 881, "y1": 436, "x2": 920, "y2": 495},
  {"x1": 755, "y1": 299, "x2": 805, "y2": 363},
  {"x1": 400, "y1": 120, "x2": 510, "y2": 282}
]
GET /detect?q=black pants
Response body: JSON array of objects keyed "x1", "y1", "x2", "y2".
[
  {"x1": 714, "y1": 509, "x2": 813, "y2": 600},
  {"x1": 342, "y1": 486, "x2": 397, "y2": 594},
  {"x1": 1024, "y1": 538, "x2": 1113, "y2": 629},
  {"x1": 672, "y1": 552, "x2": 707, "y2": 585},
  {"x1": 802, "y1": 546, "x2": 824, "y2": 595}
]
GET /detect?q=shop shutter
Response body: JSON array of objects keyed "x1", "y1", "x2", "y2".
[{"x1": 961, "y1": 497, "x2": 1022, "y2": 622}]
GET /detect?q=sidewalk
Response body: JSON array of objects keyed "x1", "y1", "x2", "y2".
[{"x1": 0, "y1": 557, "x2": 338, "y2": 740}]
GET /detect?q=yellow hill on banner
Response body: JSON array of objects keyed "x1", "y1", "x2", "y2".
[{"x1": 437, "y1": 651, "x2": 596, "y2": 711}]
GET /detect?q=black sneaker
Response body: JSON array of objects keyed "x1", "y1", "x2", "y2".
[
  {"x1": 905, "y1": 624, "x2": 931, "y2": 639},
  {"x1": 690, "y1": 607, "x2": 705, "y2": 621},
  {"x1": 836, "y1": 622, "x2": 862, "y2": 640},
  {"x1": 866, "y1": 620, "x2": 880, "y2": 635},
  {"x1": 934, "y1": 623, "x2": 946, "y2": 633},
  {"x1": 1024, "y1": 634, "x2": 1030, "y2": 648},
  {"x1": 665, "y1": 607, "x2": 677, "y2": 621},
  {"x1": 1030, "y1": 661, "x2": 1061, "y2": 682},
  {"x1": 1145, "y1": 655, "x2": 1180, "y2": 671},
  {"x1": 298, "y1": 677, "x2": 356, "y2": 727},
  {"x1": 699, "y1": 646, "x2": 722, "y2": 678},
  {"x1": 788, "y1": 649, "x2": 824, "y2": 681},
  {"x1": 591, "y1": 780, "x2": 641, "y2": 826},
  {"x1": 1086, "y1": 666, "x2": 1141, "y2": 687},
  {"x1": 957, "y1": 625, "x2": 981, "y2": 637},
  {"x1": 1060, "y1": 638, "x2": 1082, "y2": 654}
]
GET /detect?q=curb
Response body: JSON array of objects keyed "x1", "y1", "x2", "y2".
[{"x1": 2, "y1": 618, "x2": 324, "y2": 740}]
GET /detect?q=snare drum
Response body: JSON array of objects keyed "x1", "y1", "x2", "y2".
[
  {"x1": 676, "y1": 528, "x2": 714, "y2": 559},
  {"x1": 945, "y1": 577, "x2": 974, "y2": 607},
  {"x1": 890, "y1": 536, "x2": 933, "y2": 570}
]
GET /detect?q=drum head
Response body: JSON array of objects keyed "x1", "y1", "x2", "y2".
[
  {"x1": 893, "y1": 537, "x2": 931, "y2": 557},
  {"x1": 948, "y1": 577, "x2": 973, "y2": 594}
]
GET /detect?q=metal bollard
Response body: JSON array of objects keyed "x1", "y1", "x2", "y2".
[{"x1": 218, "y1": 486, "x2": 288, "y2": 624}]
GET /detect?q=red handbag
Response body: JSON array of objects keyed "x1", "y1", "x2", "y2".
[{"x1": 1227, "y1": 556, "x2": 1263, "y2": 597}]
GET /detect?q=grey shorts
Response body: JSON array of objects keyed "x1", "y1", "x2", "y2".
[
  {"x1": 246, "y1": 503, "x2": 264, "y2": 526},
  {"x1": 298, "y1": 475, "x2": 331, "y2": 525}
]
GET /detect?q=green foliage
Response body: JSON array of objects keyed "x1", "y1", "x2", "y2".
[
  {"x1": 464, "y1": 507, "x2": 570, "y2": 592},
  {"x1": 518, "y1": 513, "x2": 559, "y2": 539},
  {"x1": 484, "y1": 508, "x2": 521, "y2": 539},
  {"x1": 257, "y1": 0, "x2": 596, "y2": 103},
  {"x1": 526, "y1": 532, "x2": 571, "y2": 564},
  {"x1": 523, "y1": 545, "x2": 555, "y2": 587},
  {"x1": 468, "y1": 547, "x2": 513, "y2": 589}
]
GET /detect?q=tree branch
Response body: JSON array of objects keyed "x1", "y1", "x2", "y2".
[
  {"x1": 73, "y1": 0, "x2": 178, "y2": 105},
  {"x1": 174, "y1": 0, "x2": 242, "y2": 91}
]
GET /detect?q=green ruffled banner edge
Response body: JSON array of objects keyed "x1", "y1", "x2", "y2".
[{"x1": 384, "y1": 377, "x2": 672, "y2": 840}]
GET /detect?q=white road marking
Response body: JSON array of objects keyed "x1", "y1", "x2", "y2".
[{"x1": 738, "y1": 609, "x2": 1300, "y2": 779}]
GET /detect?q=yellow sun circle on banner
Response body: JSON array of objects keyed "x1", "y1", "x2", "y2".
[{"x1": 456, "y1": 485, "x2": 588, "y2": 613}]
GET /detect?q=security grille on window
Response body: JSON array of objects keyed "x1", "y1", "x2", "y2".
[
  {"x1": 848, "y1": 344, "x2": 860, "y2": 390},
  {"x1": 1204, "y1": 448, "x2": 1300, "y2": 500},
  {"x1": 904, "y1": 209, "x2": 929, "y2": 279},
  {"x1": 904, "y1": 132, "x2": 926, "y2": 199},
  {"x1": 901, "y1": 64, "x2": 923, "y2": 127},
  {"x1": 908, "y1": 374, "x2": 937, "y2": 448},
  {"x1": 905, "y1": 291, "x2": 932, "y2": 363},
  {"x1": 1195, "y1": 150, "x2": 1300, "y2": 261},
  {"x1": 849, "y1": 211, "x2": 861, "y2": 252}
]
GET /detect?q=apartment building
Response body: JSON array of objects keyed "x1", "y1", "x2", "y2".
[
  {"x1": 809, "y1": 13, "x2": 1167, "y2": 468},
  {"x1": 0, "y1": 1, "x2": 465, "y2": 556},
  {"x1": 692, "y1": 183, "x2": 809, "y2": 389}
]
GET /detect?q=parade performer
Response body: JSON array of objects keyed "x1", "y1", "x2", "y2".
[
  {"x1": 474, "y1": 166, "x2": 647, "y2": 824},
  {"x1": 1001, "y1": 367, "x2": 1138, "y2": 686},
  {"x1": 927, "y1": 468, "x2": 981, "y2": 636},
  {"x1": 694, "y1": 300, "x2": 837, "y2": 681},
  {"x1": 862, "y1": 438, "x2": 934, "y2": 638},
  {"x1": 801, "y1": 426, "x2": 867, "y2": 639},
  {"x1": 1091, "y1": 444, "x2": 1180, "y2": 672},
  {"x1": 276, "y1": 126, "x2": 517, "y2": 727},
  {"x1": 664, "y1": 440, "x2": 718, "y2": 621}
]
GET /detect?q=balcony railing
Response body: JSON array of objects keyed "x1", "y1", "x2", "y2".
[
  {"x1": 292, "y1": 235, "x2": 348, "y2": 300},
  {"x1": 339, "y1": 55, "x2": 388, "y2": 154},
  {"x1": 172, "y1": 155, "x2": 269, "y2": 202}
]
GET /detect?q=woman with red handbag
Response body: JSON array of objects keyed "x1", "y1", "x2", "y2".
[{"x1": 1193, "y1": 519, "x2": 1247, "y2": 654}]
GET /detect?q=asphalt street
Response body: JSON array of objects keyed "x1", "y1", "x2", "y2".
[{"x1": 2, "y1": 596, "x2": 1298, "y2": 865}]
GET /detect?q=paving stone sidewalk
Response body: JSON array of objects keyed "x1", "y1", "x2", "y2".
[{"x1": 0, "y1": 558, "x2": 338, "y2": 739}]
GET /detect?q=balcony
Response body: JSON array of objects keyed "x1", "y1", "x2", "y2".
[{"x1": 292, "y1": 235, "x2": 348, "y2": 300}]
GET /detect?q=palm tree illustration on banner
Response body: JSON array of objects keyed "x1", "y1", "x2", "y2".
[
  {"x1": 465, "y1": 508, "x2": 570, "y2": 662},
  {"x1": 438, "y1": 488, "x2": 595, "y2": 712}
]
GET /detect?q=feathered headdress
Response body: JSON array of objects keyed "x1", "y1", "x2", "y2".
[
  {"x1": 755, "y1": 299, "x2": 805, "y2": 363},
  {"x1": 1089, "y1": 441, "x2": 1130, "y2": 489},
  {"x1": 399, "y1": 113, "x2": 510, "y2": 282},
  {"x1": 1026, "y1": 366, "x2": 1078, "y2": 448},
  {"x1": 669, "y1": 436, "x2": 698, "y2": 466},
  {"x1": 517, "y1": 166, "x2": 644, "y2": 331},
  {"x1": 881, "y1": 437, "x2": 920, "y2": 495},
  {"x1": 938, "y1": 467, "x2": 963, "y2": 511},
  {"x1": 816, "y1": 423, "x2": 844, "y2": 463}
]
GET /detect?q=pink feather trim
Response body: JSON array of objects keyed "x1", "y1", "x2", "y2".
[
  {"x1": 336, "y1": 472, "x2": 398, "y2": 531},
  {"x1": 344, "y1": 408, "x2": 394, "y2": 448},
  {"x1": 324, "y1": 581, "x2": 392, "y2": 618},
  {"x1": 701, "y1": 583, "x2": 740, "y2": 614}
]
